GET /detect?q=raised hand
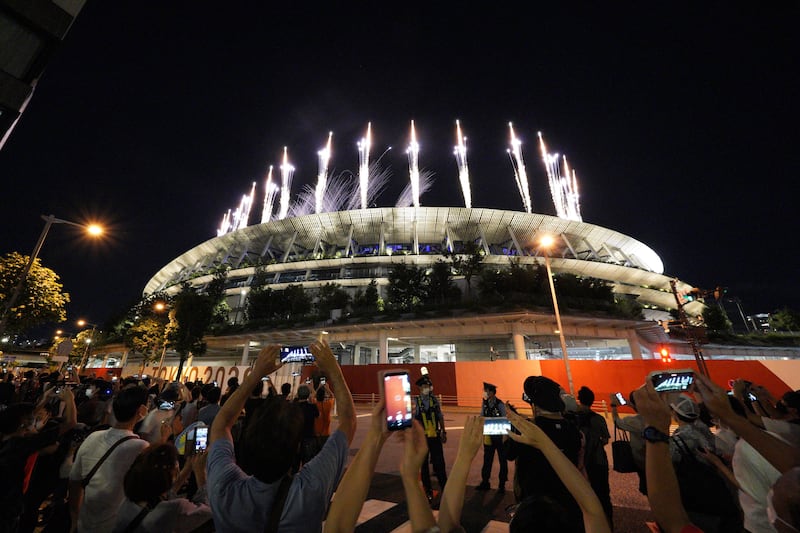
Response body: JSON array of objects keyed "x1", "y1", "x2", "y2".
[{"x1": 253, "y1": 345, "x2": 282, "y2": 378}]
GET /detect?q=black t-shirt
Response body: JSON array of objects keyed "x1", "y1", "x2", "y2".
[
  {"x1": 298, "y1": 402, "x2": 319, "y2": 439},
  {"x1": 0, "y1": 427, "x2": 59, "y2": 517},
  {"x1": 506, "y1": 416, "x2": 582, "y2": 515}
]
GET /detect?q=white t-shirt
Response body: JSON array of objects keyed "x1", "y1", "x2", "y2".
[
  {"x1": 138, "y1": 408, "x2": 176, "y2": 444},
  {"x1": 69, "y1": 427, "x2": 149, "y2": 532},
  {"x1": 732, "y1": 436, "x2": 782, "y2": 533}
]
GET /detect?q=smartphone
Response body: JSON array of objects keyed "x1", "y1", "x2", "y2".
[
  {"x1": 614, "y1": 392, "x2": 627, "y2": 406},
  {"x1": 483, "y1": 417, "x2": 511, "y2": 436},
  {"x1": 194, "y1": 427, "x2": 209, "y2": 453},
  {"x1": 383, "y1": 370, "x2": 413, "y2": 431},
  {"x1": 159, "y1": 401, "x2": 175, "y2": 411},
  {"x1": 650, "y1": 370, "x2": 695, "y2": 393}
]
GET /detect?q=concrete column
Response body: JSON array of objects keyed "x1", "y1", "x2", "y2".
[
  {"x1": 512, "y1": 329, "x2": 527, "y2": 360},
  {"x1": 627, "y1": 329, "x2": 643, "y2": 359},
  {"x1": 240, "y1": 342, "x2": 251, "y2": 366},
  {"x1": 120, "y1": 350, "x2": 129, "y2": 368},
  {"x1": 378, "y1": 330, "x2": 389, "y2": 364},
  {"x1": 353, "y1": 344, "x2": 361, "y2": 365}
]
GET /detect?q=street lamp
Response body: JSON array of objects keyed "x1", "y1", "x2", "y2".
[
  {"x1": 76, "y1": 319, "x2": 99, "y2": 371},
  {"x1": 539, "y1": 234, "x2": 575, "y2": 395},
  {"x1": 0, "y1": 214, "x2": 104, "y2": 336}
]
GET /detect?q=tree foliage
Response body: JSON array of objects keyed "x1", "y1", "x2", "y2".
[
  {"x1": 769, "y1": 307, "x2": 800, "y2": 333},
  {"x1": 424, "y1": 260, "x2": 460, "y2": 304},
  {"x1": 445, "y1": 242, "x2": 485, "y2": 298},
  {"x1": 702, "y1": 304, "x2": 733, "y2": 333},
  {"x1": 0, "y1": 252, "x2": 70, "y2": 334},
  {"x1": 170, "y1": 269, "x2": 228, "y2": 361},
  {"x1": 387, "y1": 263, "x2": 426, "y2": 311},
  {"x1": 315, "y1": 283, "x2": 351, "y2": 318}
]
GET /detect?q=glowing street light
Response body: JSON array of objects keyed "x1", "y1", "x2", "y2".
[
  {"x1": 76, "y1": 319, "x2": 99, "y2": 370},
  {"x1": 539, "y1": 234, "x2": 575, "y2": 395},
  {"x1": 0, "y1": 215, "x2": 104, "y2": 336}
]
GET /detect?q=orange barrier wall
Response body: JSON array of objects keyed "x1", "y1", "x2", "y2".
[{"x1": 341, "y1": 360, "x2": 795, "y2": 410}]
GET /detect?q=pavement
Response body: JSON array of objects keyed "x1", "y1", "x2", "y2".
[{"x1": 337, "y1": 405, "x2": 656, "y2": 533}]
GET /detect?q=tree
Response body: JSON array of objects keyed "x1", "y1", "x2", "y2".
[
  {"x1": 769, "y1": 307, "x2": 800, "y2": 333},
  {"x1": 125, "y1": 316, "x2": 168, "y2": 372},
  {"x1": 387, "y1": 263, "x2": 426, "y2": 312},
  {"x1": 703, "y1": 304, "x2": 733, "y2": 333},
  {"x1": 424, "y1": 260, "x2": 460, "y2": 305},
  {"x1": 352, "y1": 279, "x2": 381, "y2": 314},
  {"x1": 445, "y1": 242, "x2": 485, "y2": 299},
  {"x1": 274, "y1": 284, "x2": 312, "y2": 321},
  {"x1": 170, "y1": 269, "x2": 228, "y2": 379},
  {"x1": 316, "y1": 283, "x2": 351, "y2": 319},
  {"x1": 0, "y1": 252, "x2": 70, "y2": 334}
]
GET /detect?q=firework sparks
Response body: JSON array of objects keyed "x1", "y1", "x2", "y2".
[
  {"x1": 216, "y1": 209, "x2": 232, "y2": 236},
  {"x1": 316, "y1": 131, "x2": 333, "y2": 214},
  {"x1": 357, "y1": 123, "x2": 372, "y2": 209},
  {"x1": 261, "y1": 165, "x2": 279, "y2": 223},
  {"x1": 507, "y1": 122, "x2": 532, "y2": 213},
  {"x1": 538, "y1": 131, "x2": 582, "y2": 221},
  {"x1": 278, "y1": 146, "x2": 294, "y2": 220},
  {"x1": 453, "y1": 119, "x2": 471, "y2": 208},
  {"x1": 407, "y1": 120, "x2": 421, "y2": 208}
]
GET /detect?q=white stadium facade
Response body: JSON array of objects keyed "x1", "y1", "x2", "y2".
[{"x1": 128, "y1": 206, "x2": 727, "y2": 367}]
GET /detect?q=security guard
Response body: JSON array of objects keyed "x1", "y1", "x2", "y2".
[
  {"x1": 476, "y1": 382, "x2": 508, "y2": 493},
  {"x1": 414, "y1": 375, "x2": 447, "y2": 501}
]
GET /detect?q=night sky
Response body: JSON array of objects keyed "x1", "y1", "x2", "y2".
[{"x1": 1, "y1": 3, "x2": 798, "y2": 332}]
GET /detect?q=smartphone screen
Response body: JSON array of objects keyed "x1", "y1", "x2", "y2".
[
  {"x1": 615, "y1": 392, "x2": 627, "y2": 406},
  {"x1": 651, "y1": 370, "x2": 694, "y2": 393},
  {"x1": 483, "y1": 417, "x2": 511, "y2": 436},
  {"x1": 159, "y1": 401, "x2": 175, "y2": 411},
  {"x1": 194, "y1": 427, "x2": 209, "y2": 453},
  {"x1": 384, "y1": 371, "x2": 413, "y2": 431}
]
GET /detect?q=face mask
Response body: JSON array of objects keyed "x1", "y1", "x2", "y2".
[
  {"x1": 422, "y1": 387, "x2": 431, "y2": 396},
  {"x1": 482, "y1": 392, "x2": 489, "y2": 400},
  {"x1": 85, "y1": 388, "x2": 94, "y2": 398}
]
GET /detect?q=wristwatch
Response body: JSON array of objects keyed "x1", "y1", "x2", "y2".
[{"x1": 642, "y1": 426, "x2": 670, "y2": 443}]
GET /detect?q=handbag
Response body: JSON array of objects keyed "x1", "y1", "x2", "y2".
[{"x1": 611, "y1": 426, "x2": 637, "y2": 473}]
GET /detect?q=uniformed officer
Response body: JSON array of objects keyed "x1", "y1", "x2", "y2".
[
  {"x1": 414, "y1": 375, "x2": 447, "y2": 501},
  {"x1": 476, "y1": 382, "x2": 508, "y2": 493}
]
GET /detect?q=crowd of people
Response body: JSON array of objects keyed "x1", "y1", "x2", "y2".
[{"x1": 1, "y1": 344, "x2": 799, "y2": 533}]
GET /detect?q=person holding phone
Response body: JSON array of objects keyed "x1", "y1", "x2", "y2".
[
  {"x1": 414, "y1": 375, "x2": 447, "y2": 502},
  {"x1": 476, "y1": 382, "x2": 508, "y2": 494}
]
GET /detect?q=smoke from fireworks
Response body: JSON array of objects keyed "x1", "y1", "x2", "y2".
[
  {"x1": 453, "y1": 119, "x2": 471, "y2": 208},
  {"x1": 316, "y1": 132, "x2": 333, "y2": 214},
  {"x1": 538, "y1": 131, "x2": 582, "y2": 221},
  {"x1": 357, "y1": 123, "x2": 372, "y2": 209},
  {"x1": 261, "y1": 165, "x2": 279, "y2": 223},
  {"x1": 407, "y1": 120, "x2": 421, "y2": 208},
  {"x1": 278, "y1": 146, "x2": 294, "y2": 220},
  {"x1": 506, "y1": 122, "x2": 532, "y2": 213}
]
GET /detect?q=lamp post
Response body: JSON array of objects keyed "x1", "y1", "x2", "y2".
[
  {"x1": 0, "y1": 214, "x2": 103, "y2": 337},
  {"x1": 539, "y1": 235, "x2": 575, "y2": 395},
  {"x1": 76, "y1": 319, "x2": 98, "y2": 371}
]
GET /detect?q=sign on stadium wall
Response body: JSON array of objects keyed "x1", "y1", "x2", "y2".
[{"x1": 130, "y1": 364, "x2": 254, "y2": 384}]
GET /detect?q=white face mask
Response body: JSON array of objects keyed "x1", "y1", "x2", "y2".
[
  {"x1": 482, "y1": 392, "x2": 489, "y2": 400},
  {"x1": 85, "y1": 388, "x2": 94, "y2": 398}
]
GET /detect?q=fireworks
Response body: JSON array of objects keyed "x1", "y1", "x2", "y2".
[
  {"x1": 261, "y1": 165, "x2": 279, "y2": 224},
  {"x1": 214, "y1": 120, "x2": 587, "y2": 236},
  {"x1": 538, "y1": 131, "x2": 582, "y2": 221},
  {"x1": 453, "y1": 119, "x2": 471, "y2": 208},
  {"x1": 506, "y1": 122, "x2": 532, "y2": 213},
  {"x1": 316, "y1": 132, "x2": 333, "y2": 214},
  {"x1": 278, "y1": 146, "x2": 294, "y2": 220},
  {"x1": 357, "y1": 123, "x2": 372, "y2": 209},
  {"x1": 407, "y1": 120, "x2": 421, "y2": 208}
]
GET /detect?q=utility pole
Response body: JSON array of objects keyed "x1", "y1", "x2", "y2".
[{"x1": 669, "y1": 279, "x2": 710, "y2": 377}]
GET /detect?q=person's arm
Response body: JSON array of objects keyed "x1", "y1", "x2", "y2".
[
  {"x1": 324, "y1": 403, "x2": 389, "y2": 533},
  {"x1": 210, "y1": 345, "x2": 282, "y2": 446},
  {"x1": 436, "y1": 400, "x2": 447, "y2": 443},
  {"x1": 58, "y1": 388, "x2": 77, "y2": 434},
  {"x1": 632, "y1": 381, "x2": 694, "y2": 533},
  {"x1": 310, "y1": 341, "x2": 356, "y2": 444},
  {"x1": 68, "y1": 480, "x2": 83, "y2": 533},
  {"x1": 438, "y1": 415, "x2": 484, "y2": 533},
  {"x1": 697, "y1": 447, "x2": 740, "y2": 489},
  {"x1": 399, "y1": 420, "x2": 436, "y2": 533},
  {"x1": 694, "y1": 373, "x2": 800, "y2": 473},
  {"x1": 506, "y1": 408, "x2": 611, "y2": 533}
]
